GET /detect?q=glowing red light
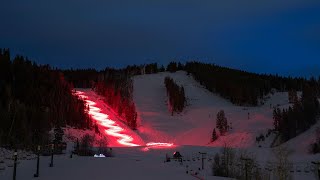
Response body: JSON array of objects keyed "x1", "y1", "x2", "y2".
[
  {"x1": 146, "y1": 142, "x2": 174, "y2": 147},
  {"x1": 75, "y1": 91, "x2": 175, "y2": 148},
  {"x1": 76, "y1": 91, "x2": 139, "y2": 147}
]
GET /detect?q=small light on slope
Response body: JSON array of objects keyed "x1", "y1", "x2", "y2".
[
  {"x1": 94, "y1": 154, "x2": 106, "y2": 158},
  {"x1": 146, "y1": 142, "x2": 174, "y2": 147}
]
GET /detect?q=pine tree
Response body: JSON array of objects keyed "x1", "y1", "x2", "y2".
[
  {"x1": 167, "y1": 62, "x2": 177, "y2": 72},
  {"x1": 164, "y1": 76, "x2": 186, "y2": 114},
  {"x1": 53, "y1": 126, "x2": 64, "y2": 144},
  {"x1": 273, "y1": 108, "x2": 281, "y2": 131},
  {"x1": 177, "y1": 62, "x2": 184, "y2": 70},
  {"x1": 216, "y1": 110, "x2": 228, "y2": 136},
  {"x1": 212, "y1": 128, "x2": 218, "y2": 142},
  {"x1": 159, "y1": 65, "x2": 165, "y2": 72},
  {"x1": 288, "y1": 90, "x2": 298, "y2": 103}
]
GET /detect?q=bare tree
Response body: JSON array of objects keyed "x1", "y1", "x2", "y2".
[
  {"x1": 273, "y1": 146, "x2": 292, "y2": 180},
  {"x1": 239, "y1": 151, "x2": 264, "y2": 180},
  {"x1": 212, "y1": 142, "x2": 265, "y2": 179},
  {"x1": 212, "y1": 142, "x2": 237, "y2": 177}
]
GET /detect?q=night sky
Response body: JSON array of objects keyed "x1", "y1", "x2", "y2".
[{"x1": 1, "y1": 0, "x2": 320, "y2": 77}]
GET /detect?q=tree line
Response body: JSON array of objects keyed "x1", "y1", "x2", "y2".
[
  {"x1": 63, "y1": 64, "x2": 167, "y2": 130},
  {"x1": 63, "y1": 69, "x2": 98, "y2": 88},
  {"x1": 0, "y1": 49, "x2": 91, "y2": 148},
  {"x1": 62, "y1": 62, "x2": 184, "y2": 128},
  {"x1": 212, "y1": 145, "x2": 292, "y2": 179},
  {"x1": 93, "y1": 68, "x2": 137, "y2": 129},
  {"x1": 273, "y1": 84, "x2": 320, "y2": 143},
  {"x1": 166, "y1": 61, "x2": 184, "y2": 73},
  {"x1": 63, "y1": 62, "x2": 185, "y2": 128},
  {"x1": 64, "y1": 67, "x2": 138, "y2": 129},
  {"x1": 184, "y1": 61, "x2": 320, "y2": 106},
  {"x1": 3, "y1": 50, "x2": 319, "y2": 149},
  {"x1": 164, "y1": 77, "x2": 186, "y2": 115}
]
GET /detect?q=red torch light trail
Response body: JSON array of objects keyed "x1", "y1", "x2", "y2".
[
  {"x1": 76, "y1": 91, "x2": 139, "y2": 147},
  {"x1": 75, "y1": 90, "x2": 174, "y2": 148},
  {"x1": 146, "y1": 142, "x2": 174, "y2": 147}
]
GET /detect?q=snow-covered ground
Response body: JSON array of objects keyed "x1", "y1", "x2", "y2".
[
  {"x1": 134, "y1": 71, "x2": 290, "y2": 148},
  {"x1": 0, "y1": 148, "x2": 196, "y2": 180},
  {"x1": 132, "y1": 71, "x2": 320, "y2": 179},
  {"x1": 1, "y1": 145, "x2": 319, "y2": 180},
  {"x1": 1, "y1": 71, "x2": 320, "y2": 180}
]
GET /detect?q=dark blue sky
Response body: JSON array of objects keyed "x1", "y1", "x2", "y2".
[{"x1": 1, "y1": 0, "x2": 320, "y2": 77}]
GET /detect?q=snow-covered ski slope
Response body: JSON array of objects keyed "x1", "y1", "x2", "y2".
[
  {"x1": 133, "y1": 71, "x2": 317, "y2": 152},
  {"x1": 1, "y1": 71, "x2": 320, "y2": 180},
  {"x1": 76, "y1": 90, "x2": 145, "y2": 147}
]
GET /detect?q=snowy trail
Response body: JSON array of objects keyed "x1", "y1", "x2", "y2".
[
  {"x1": 133, "y1": 71, "x2": 283, "y2": 147},
  {"x1": 75, "y1": 90, "x2": 143, "y2": 147},
  {"x1": 75, "y1": 90, "x2": 174, "y2": 148}
]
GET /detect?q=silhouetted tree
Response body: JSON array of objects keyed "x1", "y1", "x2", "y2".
[
  {"x1": 216, "y1": 110, "x2": 228, "y2": 135},
  {"x1": 212, "y1": 128, "x2": 218, "y2": 142},
  {"x1": 167, "y1": 62, "x2": 177, "y2": 72},
  {"x1": 0, "y1": 49, "x2": 91, "y2": 148},
  {"x1": 164, "y1": 77, "x2": 186, "y2": 114}
]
